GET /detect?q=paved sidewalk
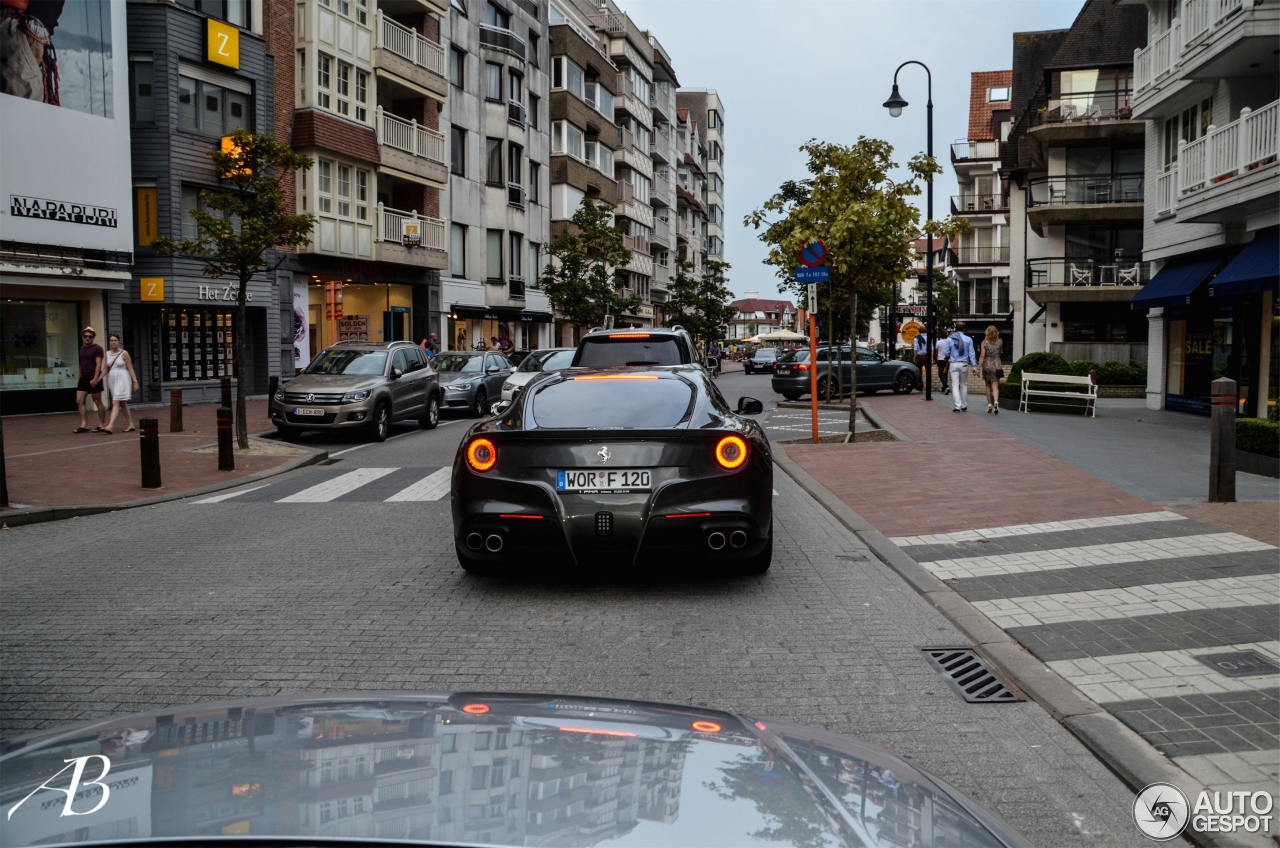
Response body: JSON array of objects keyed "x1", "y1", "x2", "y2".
[
  {"x1": 2, "y1": 399, "x2": 316, "y2": 518},
  {"x1": 785, "y1": 393, "x2": 1279, "y2": 847}
]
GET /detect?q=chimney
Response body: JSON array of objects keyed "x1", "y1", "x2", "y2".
[{"x1": 744, "y1": 290, "x2": 758, "y2": 300}]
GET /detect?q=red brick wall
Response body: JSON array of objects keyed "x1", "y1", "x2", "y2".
[
  {"x1": 424, "y1": 187, "x2": 440, "y2": 219},
  {"x1": 968, "y1": 70, "x2": 1012, "y2": 140},
  {"x1": 263, "y1": 0, "x2": 297, "y2": 249},
  {"x1": 292, "y1": 109, "x2": 381, "y2": 164}
]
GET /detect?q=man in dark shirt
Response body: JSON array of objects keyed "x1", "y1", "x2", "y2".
[{"x1": 75, "y1": 327, "x2": 107, "y2": 432}]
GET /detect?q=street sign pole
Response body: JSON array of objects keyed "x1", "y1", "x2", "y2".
[
  {"x1": 796, "y1": 240, "x2": 827, "y2": 444},
  {"x1": 809, "y1": 313, "x2": 818, "y2": 443}
]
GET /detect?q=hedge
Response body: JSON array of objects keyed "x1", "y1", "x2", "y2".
[
  {"x1": 1007, "y1": 352, "x2": 1146, "y2": 386},
  {"x1": 1237, "y1": 418, "x2": 1279, "y2": 458}
]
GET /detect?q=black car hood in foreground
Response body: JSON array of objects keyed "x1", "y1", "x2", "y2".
[{"x1": 0, "y1": 693, "x2": 1028, "y2": 848}]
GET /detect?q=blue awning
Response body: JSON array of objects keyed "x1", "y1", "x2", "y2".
[
  {"x1": 1209, "y1": 227, "x2": 1279, "y2": 298},
  {"x1": 1129, "y1": 258, "x2": 1220, "y2": 311}
]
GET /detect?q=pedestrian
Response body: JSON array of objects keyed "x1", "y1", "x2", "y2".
[
  {"x1": 978, "y1": 324, "x2": 1004, "y2": 414},
  {"x1": 912, "y1": 330, "x2": 930, "y2": 380},
  {"x1": 934, "y1": 330, "x2": 951, "y2": 394},
  {"x1": 99, "y1": 333, "x2": 140, "y2": 434},
  {"x1": 74, "y1": 327, "x2": 108, "y2": 433},
  {"x1": 428, "y1": 332, "x2": 439, "y2": 354},
  {"x1": 946, "y1": 321, "x2": 977, "y2": 412},
  {"x1": 489, "y1": 336, "x2": 502, "y2": 351}
]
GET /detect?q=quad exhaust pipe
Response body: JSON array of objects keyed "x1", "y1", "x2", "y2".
[
  {"x1": 729, "y1": 530, "x2": 748, "y2": 549},
  {"x1": 707, "y1": 531, "x2": 726, "y2": 550},
  {"x1": 485, "y1": 533, "x2": 504, "y2": 552}
]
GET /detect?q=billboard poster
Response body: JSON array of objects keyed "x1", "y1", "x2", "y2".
[
  {"x1": 0, "y1": 0, "x2": 132, "y2": 253},
  {"x1": 338, "y1": 316, "x2": 370, "y2": 341},
  {"x1": 292, "y1": 279, "x2": 309, "y2": 372}
]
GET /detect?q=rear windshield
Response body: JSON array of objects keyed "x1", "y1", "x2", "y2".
[
  {"x1": 778, "y1": 350, "x2": 808, "y2": 363},
  {"x1": 754, "y1": 349, "x2": 777, "y2": 359},
  {"x1": 305, "y1": 350, "x2": 387, "y2": 376},
  {"x1": 532, "y1": 378, "x2": 694, "y2": 428},
  {"x1": 518, "y1": 349, "x2": 575, "y2": 373},
  {"x1": 574, "y1": 336, "x2": 685, "y2": 367}
]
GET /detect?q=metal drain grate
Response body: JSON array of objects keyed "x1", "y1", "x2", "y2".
[{"x1": 922, "y1": 648, "x2": 1023, "y2": 703}]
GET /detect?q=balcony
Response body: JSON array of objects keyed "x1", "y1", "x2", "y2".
[
  {"x1": 617, "y1": 180, "x2": 634, "y2": 205},
  {"x1": 1134, "y1": 0, "x2": 1272, "y2": 106},
  {"x1": 508, "y1": 277, "x2": 525, "y2": 300},
  {"x1": 507, "y1": 183, "x2": 526, "y2": 210},
  {"x1": 374, "y1": 11, "x2": 446, "y2": 99},
  {"x1": 1026, "y1": 174, "x2": 1144, "y2": 234},
  {"x1": 1174, "y1": 99, "x2": 1279, "y2": 223},
  {"x1": 950, "y1": 193, "x2": 1009, "y2": 214},
  {"x1": 1025, "y1": 256, "x2": 1149, "y2": 305},
  {"x1": 651, "y1": 217, "x2": 672, "y2": 248},
  {"x1": 950, "y1": 139, "x2": 1000, "y2": 162},
  {"x1": 650, "y1": 172, "x2": 671, "y2": 209},
  {"x1": 622, "y1": 233, "x2": 650, "y2": 255},
  {"x1": 650, "y1": 84, "x2": 675, "y2": 121},
  {"x1": 479, "y1": 24, "x2": 525, "y2": 61},
  {"x1": 954, "y1": 245, "x2": 1010, "y2": 266},
  {"x1": 1028, "y1": 90, "x2": 1135, "y2": 128},
  {"x1": 374, "y1": 204, "x2": 446, "y2": 268},
  {"x1": 508, "y1": 98, "x2": 526, "y2": 128},
  {"x1": 376, "y1": 107, "x2": 447, "y2": 186}
]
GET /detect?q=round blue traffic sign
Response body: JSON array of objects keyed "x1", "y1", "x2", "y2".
[{"x1": 797, "y1": 240, "x2": 826, "y2": 268}]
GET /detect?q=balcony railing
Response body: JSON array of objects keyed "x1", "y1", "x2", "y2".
[
  {"x1": 1156, "y1": 166, "x2": 1178, "y2": 215},
  {"x1": 507, "y1": 183, "x2": 526, "y2": 210},
  {"x1": 1026, "y1": 257, "x2": 1149, "y2": 287},
  {"x1": 376, "y1": 11, "x2": 445, "y2": 78},
  {"x1": 650, "y1": 84, "x2": 675, "y2": 118},
  {"x1": 507, "y1": 98, "x2": 526, "y2": 128},
  {"x1": 652, "y1": 217, "x2": 671, "y2": 247},
  {"x1": 1027, "y1": 90, "x2": 1134, "y2": 128},
  {"x1": 376, "y1": 107, "x2": 446, "y2": 165},
  {"x1": 377, "y1": 204, "x2": 445, "y2": 250},
  {"x1": 1135, "y1": 0, "x2": 1247, "y2": 94},
  {"x1": 623, "y1": 234, "x2": 649, "y2": 254},
  {"x1": 479, "y1": 24, "x2": 525, "y2": 60},
  {"x1": 508, "y1": 276, "x2": 525, "y2": 299},
  {"x1": 1177, "y1": 100, "x2": 1278, "y2": 198},
  {"x1": 951, "y1": 139, "x2": 1000, "y2": 161},
  {"x1": 1027, "y1": 175, "x2": 1144, "y2": 206},
  {"x1": 617, "y1": 180, "x2": 634, "y2": 205},
  {"x1": 951, "y1": 193, "x2": 1009, "y2": 213},
  {"x1": 955, "y1": 245, "x2": 1010, "y2": 265}
]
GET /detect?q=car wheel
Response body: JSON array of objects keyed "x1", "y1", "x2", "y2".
[
  {"x1": 737, "y1": 532, "x2": 772, "y2": 576},
  {"x1": 420, "y1": 393, "x2": 440, "y2": 430},
  {"x1": 893, "y1": 372, "x2": 915, "y2": 394},
  {"x1": 816, "y1": 376, "x2": 830, "y2": 399},
  {"x1": 472, "y1": 387, "x2": 488, "y2": 418},
  {"x1": 370, "y1": 402, "x2": 390, "y2": 442},
  {"x1": 782, "y1": 392, "x2": 802, "y2": 401}
]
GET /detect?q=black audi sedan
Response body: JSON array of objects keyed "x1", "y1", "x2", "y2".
[{"x1": 451, "y1": 366, "x2": 773, "y2": 575}]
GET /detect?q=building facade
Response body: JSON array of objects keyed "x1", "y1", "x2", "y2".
[
  {"x1": 727, "y1": 293, "x2": 796, "y2": 340},
  {"x1": 676, "y1": 89, "x2": 726, "y2": 270},
  {"x1": 1130, "y1": 0, "x2": 1278, "y2": 417}
]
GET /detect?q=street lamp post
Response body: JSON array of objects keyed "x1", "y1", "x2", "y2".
[{"x1": 884, "y1": 61, "x2": 934, "y2": 401}]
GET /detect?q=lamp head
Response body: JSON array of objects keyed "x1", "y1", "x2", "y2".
[{"x1": 883, "y1": 84, "x2": 908, "y2": 118}]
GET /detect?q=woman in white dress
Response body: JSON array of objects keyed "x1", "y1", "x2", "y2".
[{"x1": 101, "y1": 333, "x2": 140, "y2": 434}]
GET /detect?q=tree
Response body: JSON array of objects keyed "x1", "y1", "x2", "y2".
[
  {"x1": 746, "y1": 138, "x2": 966, "y2": 433},
  {"x1": 154, "y1": 130, "x2": 315, "y2": 448},
  {"x1": 663, "y1": 252, "x2": 735, "y2": 349},
  {"x1": 539, "y1": 198, "x2": 640, "y2": 334}
]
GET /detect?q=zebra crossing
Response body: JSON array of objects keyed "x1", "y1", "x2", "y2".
[
  {"x1": 890, "y1": 510, "x2": 1280, "y2": 797},
  {"x1": 192, "y1": 466, "x2": 453, "y2": 504}
]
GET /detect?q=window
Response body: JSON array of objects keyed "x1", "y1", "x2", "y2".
[
  {"x1": 486, "y1": 230, "x2": 503, "y2": 280},
  {"x1": 528, "y1": 242, "x2": 540, "y2": 284},
  {"x1": 450, "y1": 48, "x2": 466, "y2": 88},
  {"x1": 551, "y1": 184, "x2": 583, "y2": 220},
  {"x1": 550, "y1": 121, "x2": 583, "y2": 160},
  {"x1": 708, "y1": 204, "x2": 722, "y2": 225},
  {"x1": 355, "y1": 0, "x2": 367, "y2": 24},
  {"x1": 317, "y1": 160, "x2": 332, "y2": 214},
  {"x1": 507, "y1": 143, "x2": 522, "y2": 186},
  {"x1": 527, "y1": 92, "x2": 539, "y2": 129},
  {"x1": 175, "y1": 0, "x2": 249, "y2": 28},
  {"x1": 355, "y1": 71, "x2": 368, "y2": 122},
  {"x1": 180, "y1": 186, "x2": 237, "y2": 240},
  {"x1": 508, "y1": 72, "x2": 522, "y2": 102},
  {"x1": 1163, "y1": 97, "x2": 1213, "y2": 166},
  {"x1": 337, "y1": 165, "x2": 351, "y2": 217},
  {"x1": 509, "y1": 232, "x2": 522, "y2": 277},
  {"x1": 450, "y1": 223, "x2": 466, "y2": 276},
  {"x1": 441, "y1": 735, "x2": 457, "y2": 753},
  {"x1": 629, "y1": 67, "x2": 650, "y2": 103},
  {"x1": 451, "y1": 126, "x2": 466, "y2": 176},
  {"x1": 528, "y1": 162, "x2": 540, "y2": 204},
  {"x1": 709, "y1": 174, "x2": 722, "y2": 194},
  {"x1": 485, "y1": 138, "x2": 503, "y2": 185},
  {"x1": 177, "y1": 74, "x2": 252, "y2": 135},
  {"x1": 551, "y1": 56, "x2": 583, "y2": 99},
  {"x1": 471, "y1": 766, "x2": 489, "y2": 791},
  {"x1": 484, "y1": 62, "x2": 502, "y2": 101},
  {"x1": 356, "y1": 170, "x2": 368, "y2": 220},
  {"x1": 439, "y1": 770, "x2": 453, "y2": 795},
  {"x1": 317, "y1": 53, "x2": 332, "y2": 108},
  {"x1": 987, "y1": 86, "x2": 1010, "y2": 102},
  {"x1": 486, "y1": 1, "x2": 510, "y2": 28},
  {"x1": 336, "y1": 62, "x2": 350, "y2": 115},
  {"x1": 130, "y1": 57, "x2": 154, "y2": 123}
]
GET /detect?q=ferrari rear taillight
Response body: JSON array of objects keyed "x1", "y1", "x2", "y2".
[
  {"x1": 714, "y1": 435, "x2": 748, "y2": 470},
  {"x1": 466, "y1": 438, "x2": 497, "y2": 472}
]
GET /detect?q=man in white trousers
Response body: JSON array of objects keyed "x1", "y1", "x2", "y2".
[{"x1": 947, "y1": 321, "x2": 977, "y2": 412}]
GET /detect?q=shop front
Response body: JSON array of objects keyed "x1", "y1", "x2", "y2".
[{"x1": 446, "y1": 306, "x2": 553, "y2": 352}]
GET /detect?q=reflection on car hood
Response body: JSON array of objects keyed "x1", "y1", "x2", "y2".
[
  {"x1": 437, "y1": 371, "x2": 480, "y2": 384},
  {"x1": 285, "y1": 373, "x2": 382, "y2": 392},
  {"x1": 0, "y1": 693, "x2": 1026, "y2": 848}
]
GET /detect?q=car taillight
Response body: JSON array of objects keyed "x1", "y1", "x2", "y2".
[
  {"x1": 714, "y1": 435, "x2": 748, "y2": 470},
  {"x1": 792, "y1": 363, "x2": 810, "y2": 371},
  {"x1": 466, "y1": 438, "x2": 497, "y2": 472}
]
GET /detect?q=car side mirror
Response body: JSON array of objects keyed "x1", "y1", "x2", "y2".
[
  {"x1": 486, "y1": 366, "x2": 500, "y2": 374},
  {"x1": 705, "y1": 356, "x2": 719, "y2": 370},
  {"x1": 491, "y1": 400, "x2": 513, "y2": 415},
  {"x1": 736, "y1": 397, "x2": 764, "y2": 415},
  {"x1": 390, "y1": 367, "x2": 403, "y2": 380}
]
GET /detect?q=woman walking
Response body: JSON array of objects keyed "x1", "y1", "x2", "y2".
[
  {"x1": 100, "y1": 333, "x2": 140, "y2": 434},
  {"x1": 978, "y1": 324, "x2": 1004, "y2": 414}
]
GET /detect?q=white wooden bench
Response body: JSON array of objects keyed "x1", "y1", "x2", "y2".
[{"x1": 1019, "y1": 372, "x2": 1097, "y2": 417}]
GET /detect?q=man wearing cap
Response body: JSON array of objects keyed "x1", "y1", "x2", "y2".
[{"x1": 75, "y1": 327, "x2": 107, "y2": 433}]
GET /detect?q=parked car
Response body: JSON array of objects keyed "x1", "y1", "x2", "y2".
[
  {"x1": 771, "y1": 345, "x2": 920, "y2": 400},
  {"x1": 270, "y1": 340, "x2": 439, "y2": 441},
  {"x1": 0, "y1": 692, "x2": 1031, "y2": 848},
  {"x1": 436, "y1": 350, "x2": 514, "y2": 417},
  {"x1": 743, "y1": 347, "x2": 779, "y2": 374},
  {"x1": 501, "y1": 347, "x2": 575, "y2": 401},
  {"x1": 454, "y1": 365, "x2": 773, "y2": 575}
]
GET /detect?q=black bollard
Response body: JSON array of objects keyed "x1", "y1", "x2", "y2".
[
  {"x1": 0, "y1": 416, "x2": 8, "y2": 507},
  {"x1": 268, "y1": 375, "x2": 278, "y2": 418},
  {"x1": 220, "y1": 377, "x2": 232, "y2": 409},
  {"x1": 1209, "y1": 376, "x2": 1237, "y2": 503},
  {"x1": 170, "y1": 387, "x2": 183, "y2": 432},
  {"x1": 217, "y1": 407, "x2": 235, "y2": 471},
  {"x1": 140, "y1": 418, "x2": 161, "y2": 489}
]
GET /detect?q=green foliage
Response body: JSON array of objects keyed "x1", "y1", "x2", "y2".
[
  {"x1": 539, "y1": 198, "x2": 639, "y2": 332},
  {"x1": 998, "y1": 381, "x2": 1021, "y2": 401},
  {"x1": 1267, "y1": 403, "x2": 1278, "y2": 423},
  {"x1": 1236, "y1": 418, "x2": 1279, "y2": 458},
  {"x1": 663, "y1": 254, "x2": 735, "y2": 344},
  {"x1": 1096, "y1": 360, "x2": 1147, "y2": 385},
  {"x1": 1009, "y1": 353, "x2": 1146, "y2": 385}
]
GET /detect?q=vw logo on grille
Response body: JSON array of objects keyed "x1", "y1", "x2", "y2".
[
  {"x1": 306, "y1": 393, "x2": 315, "y2": 403},
  {"x1": 597, "y1": 446, "x2": 611, "y2": 463}
]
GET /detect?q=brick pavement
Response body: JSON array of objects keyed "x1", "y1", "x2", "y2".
[{"x1": 2, "y1": 400, "x2": 293, "y2": 509}]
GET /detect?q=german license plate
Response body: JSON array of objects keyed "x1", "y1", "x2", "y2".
[
  {"x1": 776, "y1": 367, "x2": 791, "y2": 375},
  {"x1": 292, "y1": 407, "x2": 325, "y2": 416},
  {"x1": 557, "y1": 469, "x2": 651, "y2": 492}
]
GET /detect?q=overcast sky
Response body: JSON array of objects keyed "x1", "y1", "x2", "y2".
[{"x1": 622, "y1": 0, "x2": 1086, "y2": 302}]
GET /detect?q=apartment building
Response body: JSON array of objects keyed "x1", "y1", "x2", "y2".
[
  {"x1": 1129, "y1": 0, "x2": 1278, "y2": 417},
  {"x1": 676, "y1": 90, "x2": 726, "y2": 268},
  {"x1": 1004, "y1": 0, "x2": 1150, "y2": 366},
  {"x1": 673, "y1": 106, "x2": 708, "y2": 284},
  {"x1": 648, "y1": 35, "x2": 679, "y2": 324},
  {"x1": 442, "y1": 0, "x2": 553, "y2": 353},
  {"x1": 952, "y1": 72, "x2": 1013, "y2": 355}
]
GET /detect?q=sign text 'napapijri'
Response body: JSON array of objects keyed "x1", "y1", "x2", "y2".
[{"x1": 9, "y1": 196, "x2": 118, "y2": 228}]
